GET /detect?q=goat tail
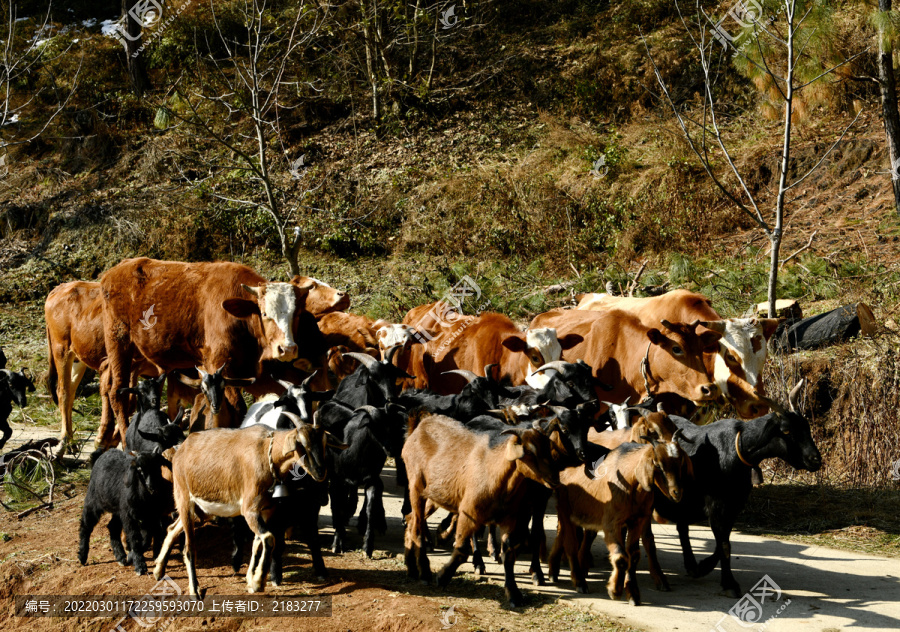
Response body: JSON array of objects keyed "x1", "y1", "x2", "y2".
[{"x1": 89, "y1": 447, "x2": 106, "y2": 466}]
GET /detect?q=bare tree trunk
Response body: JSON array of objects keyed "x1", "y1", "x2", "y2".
[
  {"x1": 122, "y1": 0, "x2": 150, "y2": 97},
  {"x1": 359, "y1": 0, "x2": 380, "y2": 120},
  {"x1": 878, "y1": 0, "x2": 900, "y2": 217},
  {"x1": 769, "y1": 1, "x2": 795, "y2": 318}
]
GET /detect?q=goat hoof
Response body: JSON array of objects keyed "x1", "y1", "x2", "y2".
[
  {"x1": 723, "y1": 586, "x2": 741, "y2": 599},
  {"x1": 531, "y1": 572, "x2": 545, "y2": 587},
  {"x1": 576, "y1": 584, "x2": 588, "y2": 594},
  {"x1": 628, "y1": 596, "x2": 640, "y2": 606},
  {"x1": 474, "y1": 565, "x2": 485, "y2": 578},
  {"x1": 505, "y1": 588, "x2": 525, "y2": 608}
]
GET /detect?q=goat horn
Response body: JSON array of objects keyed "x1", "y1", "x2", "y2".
[
  {"x1": 196, "y1": 366, "x2": 209, "y2": 379},
  {"x1": 215, "y1": 362, "x2": 227, "y2": 376},
  {"x1": 672, "y1": 428, "x2": 683, "y2": 442},
  {"x1": 384, "y1": 344, "x2": 403, "y2": 365},
  {"x1": 345, "y1": 352, "x2": 380, "y2": 370},
  {"x1": 442, "y1": 369, "x2": 479, "y2": 383},
  {"x1": 277, "y1": 379, "x2": 295, "y2": 391},
  {"x1": 280, "y1": 411, "x2": 306, "y2": 430},
  {"x1": 533, "y1": 361, "x2": 569, "y2": 374},
  {"x1": 484, "y1": 363, "x2": 498, "y2": 379},
  {"x1": 629, "y1": 407, "x2": 654, "y2": 420},
  {"x1": 172, "y1": 406, "x2": 185, "y2": 426},
  {"x1": 657, "y1": 402, "x2": 666, "y2": 414},
  {"x1": 541, "y1": 418, "x2": 561, "y2": 436},
  {"x1": 788, "y1": 379, "x2": 805, "y2": 413},
  {"x1": 358, "y1": 405, "x2": 379, "y2": 416},
  {"x1": 762, "y1": 395, "x2": 788, "y2": 416},
  {"x1": 241, "y1": 284, "x2": 260, "y2": 297},
  {"x1": 301, "y1": 371, "x2": 319, "y2": 388}
]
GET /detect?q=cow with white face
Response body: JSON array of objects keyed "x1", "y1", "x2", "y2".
[
  {"x1": 575, "y1": 290, "x2": 780, "y2": 419},
  {"x1": 503, "y1": 327, "x2": 581, "y2": 389},
  {"x1": 99, "y1": 259, "x2": 321, "y2": 447}
]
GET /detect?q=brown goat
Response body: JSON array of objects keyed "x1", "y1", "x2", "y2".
[
  {"x1": 402, "y1": 414, "x2": 559, "y2": 607},
  {"x1": 547, "y1": 434, "x2": 690, "y2": 605},
  {"x1": 153, "y1": 414, "x2": 347, "y2": 596}
]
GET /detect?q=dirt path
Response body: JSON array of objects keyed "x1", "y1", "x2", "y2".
[{"x1": 1, "y1": 439, "x2": 897, "y2": 632}]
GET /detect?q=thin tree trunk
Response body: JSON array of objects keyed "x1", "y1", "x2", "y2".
[
  {"x1": 878, "y1": 0, "x2": 900, "y2": 217},
  {"x1": 121, "y1": 0, "x2": 150, "y2": 97},
  {"x1": 769, "y1": 0, "x2": 795, "y2": 318}
]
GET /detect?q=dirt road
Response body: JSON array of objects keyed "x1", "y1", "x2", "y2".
[{"x1": 2, "y1": 424, "x2": 898, "y2": 631}]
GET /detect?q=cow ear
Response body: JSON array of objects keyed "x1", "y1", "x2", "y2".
[
  {"x1": 504, "y1": 434, "x2": 525, "y2": 461},
  {"x1": 636, "y1": 452, "x2": 656, "y2": 492},
  {"x1": 760, "y1": 318, "x2": 782, "y2": 341},
  {"x1": 501, "y1": 334, "x2": 527, "y2": 353},
  {"x1": 558, "y1": 333, "x2": 584, "y2": 349},
  {"x1": 699, "y1": 331, "x2": 723, "y2": 352},
  {"x1": 222, "y1": 298, "x2": 260, "y2": 319},
  {"x1": 646, "y1": 328, "x2": 664, "y2": 345}
]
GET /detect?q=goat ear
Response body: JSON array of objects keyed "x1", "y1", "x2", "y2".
[
  {"x1": 325, "y1": 431, "x2": 350, "y2": 450},
  {"x1": 174, "y1": 373, "x2": 202, "y2": 388},
  {"x1": 117, "y1": 387, "x2": 136, "y2": 396},
  {"x1": 312, "y1": 389, "x2": 335, "y2": 402},
  {"x1": 282, "y1": 429, "x2": 300, "y2": 457},
  {"x1": 504, "y1": 434, "x2": 525, "y2": 461},
  {"x1": 636, "y1": 453, "x2": 656, "y2": 492}
]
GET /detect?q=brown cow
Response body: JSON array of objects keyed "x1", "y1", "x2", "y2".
[
  {"x1": 531, "y1": 308, "x2": 722, "y2": 416},
  {"x1": 99, "y1": 259, "x2": 327, "y2": 447},
  {"x1": 575, "y1": 290, "x2": 780, "y2": 418},
  {"x1": 44, "y1": 281, "x2": 161, "y2": 451},
  {"x1": 290, "y1": 276, "x2": 350, "y2": 317},
  {"x1": 398, "y1": 310, "x2": 583, "y2": 395}
]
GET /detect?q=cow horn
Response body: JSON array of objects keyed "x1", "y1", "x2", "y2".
[
  {"x1": 280, "y1": 411, "x2": 306, "y2": 430},
  {"x1": 660, "y1": 319, "x2": 674, "y2": 330},
  {"x1": 698, "y1": 320, "x2": 727, "y2": 334},
  {"x1": 241, "y1": 284, "x2": 261, "y2": 297},
  {"x1": 533, "y1": 361, "x2": 569, "y2": 374},
  {"x1": 788, "y1": 379, "x2": 805, "y2": 413},
  {"x1": 483, "y1": 363, "x2": 498, "y2": 379},
  {"x1": 345, "y1": 352, "x2": 380, "y2": 370},
  {"x1": 442, "y1": 369, "x2": 479, "y2": 383},
  {"x1": 384, "y1": 344, "x2": 403, "y2": 365}
]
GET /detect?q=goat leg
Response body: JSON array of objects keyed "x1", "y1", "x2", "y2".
[
  {"x1": 78, "y1": 508, "x2": 100, "y2": 566},
  {"x1": 623, "y1": 522, "x2": 644, "y2": 606},
  {"x1": 677, "y1": 521, "x2": 701, "y2": 578},
  {"x1": 106, "y1": 516, "x2": 130, "y2": 567},
  {"x1": 605, "y1": 526, "x2": 628, "y2": 601},
  {"x1": 470, "y1": 527, "x2": 486, "y2": 577},
  {"x1": 122, "y1": 514, "x2": 149, "y2": 575},
  {"x1": 231, "y1": 518, "x2": 248, "y2": 573},
  {"x1": 153, "y1": 517, "x2": 183, "y2": 582},
  {"x1": 578, "y1": 528, "x2": 598, "y2": 573},
  {"x1": 362, "y1": 479, "x2": 383, "y2": 558},
  {"x1": 708, "y1": 505, "x2": 741, "y2": 598},
  {"x1": 329, "y1": 483, "x2": 348, "y2": 555},
  {"x1": 498, "y1": 523, "x2": 526, "y2": 607},
  {"x1": 436, "y1": 513, "x2": 475, "y2": 589},
  {"x1": 297, "y1": 494, "x2": 328, "y2": 580},
  {"x1": 641, "y1": 522, "x2": 670, "y2": 591}
]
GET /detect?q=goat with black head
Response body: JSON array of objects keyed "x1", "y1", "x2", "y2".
[
  {"x1": 0, "y1": 367, "x2": 36, "y2": 451},
  {"x1": 174, "y1": 362, "x2": 257, "y2": 430},
  {"x1": 646, "y1": 379, "x2": 822, "y2": 597}
]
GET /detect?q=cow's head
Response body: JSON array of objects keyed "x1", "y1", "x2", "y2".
[
  {"x1": 291, "y1": 276, "x2": 350, "y2": 317},
  {"x1": 699, "y1": 318, "x2": 780, "y2": 419},
  {"x1": 222, "y1": 282, "x2": 310, "y2": 362},
  {"x1": 501, "y1": 327, "x2": 584, "y2": 389},
  {"x1": 375, "y1": 323, "x2": 420, "y2": 359},
  {"x1": 646, "y1": 320, "x2": 722, "y2": 406}
]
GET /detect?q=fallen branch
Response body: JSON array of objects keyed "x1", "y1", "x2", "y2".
[
  {"x1": 627, "y1": 262, "x2": 648, "y2": 297},
  {"x1": 780, "y1": 230, "x2": 818, "y2": 269}
]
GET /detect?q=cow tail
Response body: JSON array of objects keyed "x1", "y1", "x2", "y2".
[{"x1": 46, "y1": 326, "x2": 59, "y2": 405}]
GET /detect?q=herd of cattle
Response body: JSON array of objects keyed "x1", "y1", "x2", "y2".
[{"x1": 0, "y1": 257, "x2": 824, "y2": 608}]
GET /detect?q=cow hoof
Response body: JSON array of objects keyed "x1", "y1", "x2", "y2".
[{"x1": 506, "y1": 588, "x2": 525, "y2": 608}]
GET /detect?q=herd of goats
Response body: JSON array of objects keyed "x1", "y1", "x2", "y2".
[{"x1": 0, "y1": 257, "x2": 824, "y2": 608}]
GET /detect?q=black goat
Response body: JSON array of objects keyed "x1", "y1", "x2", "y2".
[
  {"x1": 0, "y1": 367, "x2": 36, "y2": 451},
  {"x1": 78, "y1": 449, "x2": 169, "y2": 575},
  {"x1": 499, "y1": 360, "x2": 604, "y2": 410},
  {"x1": 125, "y1": 406, "x2": 185, "y2": 454},
  {"x1": 0, "y1": 345, "x2": 6, "y2": 369},
  {"x1": 328, "y1": 404, "x2": 408, "y2": 557},
  {"x1": 332, "y1": 347, "x2": 411, "y2": 408},
  {"x1": 118, "y1": 373, "x2": 166, "y2": 417},
  {"x1": 395, "y1": 365, "x2": 509, "y2": 422},
  {"x1": 173, "y1": 362, "x2": 256, "y2": 430},
  {"x1": 647, "y1": 380, "x2": 822, "y2": 597}
]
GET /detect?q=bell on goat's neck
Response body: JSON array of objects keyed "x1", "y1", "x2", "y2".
[{"x1": 272, "y1": 484, "x2": 290, "y2": 499}]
